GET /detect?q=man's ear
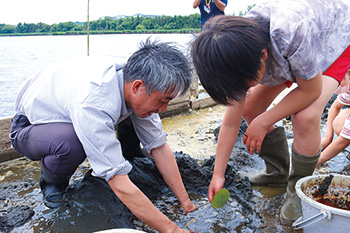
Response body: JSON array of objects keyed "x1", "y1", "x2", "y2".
[{"x1": 131, "y1": 80, "x2": 144, "y2": 94}]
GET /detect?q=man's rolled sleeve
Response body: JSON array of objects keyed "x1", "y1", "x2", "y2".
[
  {"x1": 142, "y1": 132, "x2": 167, "y2": 155},
  {"x1": 94, "y1": 160, "x2": 132, "y2": 181}
]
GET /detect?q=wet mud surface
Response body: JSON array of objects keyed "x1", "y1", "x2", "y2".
[
  {"x1": 0, "y1": 152, "x2": 258, "y2": 233},
  {"x1": 1, "y1": 96, "x2": 350, "y2": 232}
]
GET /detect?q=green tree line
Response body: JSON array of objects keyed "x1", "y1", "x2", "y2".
[
  {"x1": 0, "y1": 14, "x2": 201, "y2": 35},
  {"x1": 0, "y1": 5, "x2": 254, "y2": 36}
]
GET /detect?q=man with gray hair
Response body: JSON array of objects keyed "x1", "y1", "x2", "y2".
[{"x1": 10, "y1": 38, "x2": 196, "y2": 232}]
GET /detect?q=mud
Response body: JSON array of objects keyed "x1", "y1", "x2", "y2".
[
  {"x1": 307, "y1": 174, "x2": 350, "y2": 211},
  {"x1": 0, "y1": 151, "x2": 258, "y2": 233},
  {"x1": 0, "y1": 206, "x2": 34, "y2": 230},
  {"x1": 315, "y1": 174, "x2": 334, "y2": 196},
  {"x1": 1, "y1": 95, "x2": 350, "y2": 232}
]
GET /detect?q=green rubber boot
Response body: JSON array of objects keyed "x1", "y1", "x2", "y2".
[
  {"x1": 239, "y1": 127, "x2": 290, "y2": 186},
  {"x1": 39, "y1": 159, "x2": 72, "y2": 208},
  {"x1": 280, "y1": 146, "x2": 320, "y2": 225}
]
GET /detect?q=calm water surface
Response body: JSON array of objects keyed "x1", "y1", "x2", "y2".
[{"x1": 0, "y1": 34, "x2": 195, "y2": 118}]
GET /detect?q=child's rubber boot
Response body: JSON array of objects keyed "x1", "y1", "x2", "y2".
[
  {"x1": 280, "y1": 146, "x2": 320, "y2": 225},
  {"x1": 239, "y1": 127, "x2": 290, "y2": 185}
]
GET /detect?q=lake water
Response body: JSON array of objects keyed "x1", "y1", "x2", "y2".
[{"x1": 0, "y1": 34, "x2": 195, "y2": 118}]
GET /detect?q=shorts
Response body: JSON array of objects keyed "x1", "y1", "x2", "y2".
[
  {"x1": 284, "y1": 80, "x2": 293, "y2": 88},
  {"x1": 340, "y1": 113, "x2": 350, "y2": 140},
  {"x1": 323, "y1": 45, "x2": 350, "y2": 83}
]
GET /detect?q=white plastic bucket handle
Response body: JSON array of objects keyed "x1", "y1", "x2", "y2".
[{"x1": 292, "y1": 210, "x2": 330, "y2": 229}]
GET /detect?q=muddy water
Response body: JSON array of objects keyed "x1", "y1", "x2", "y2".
[{"x1": 1, "y1": 99, "x2": 350, "y2": 233}]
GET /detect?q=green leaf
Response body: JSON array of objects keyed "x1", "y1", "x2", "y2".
[{"x1": 211, "y1": 188, "x2": 230, "y2": 209}]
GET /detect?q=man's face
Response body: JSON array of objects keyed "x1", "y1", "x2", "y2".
[{"x1": 129, "y1": 81, "x2": 175, "y2": 118}]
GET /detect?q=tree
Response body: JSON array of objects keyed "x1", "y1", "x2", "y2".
[
  {"x1": 50, "y1": 24, "x2": 58, "y2": 32},
  {"x1": 21, "y1": 23, "x2": 38, "y2": 33},
  {"x1": 0, "y1": 25, "x2": 15, "y2": 33},
  {"x1": 141, "y1": 18, "x2": 155, "y2": 30},
  {"x1": 36, "y1": 22, "x2": 51, "y2": 33},
  {"x1": 1, "y1": 13, "x2": 201, "y2": 35},
  {"x1": 187, "y1": 14, "x2": 201, "y2": 29},
  {"x1": 16, "y1": 23, "x2": 25, "y2": 33},
  {"x1": 238, "y1": 4, "x2": 256, "y2": 16},
  {"x1": 135, "y1": 24, "x2": 146, "y2": 31}
]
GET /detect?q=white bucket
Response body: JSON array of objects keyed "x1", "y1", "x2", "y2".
[
  {"x1": 94, "y1": 229, "x2": 146, "y2": 233},
  {"x1": 293, "y1": 174, "x2": 350, "y2": 233}
]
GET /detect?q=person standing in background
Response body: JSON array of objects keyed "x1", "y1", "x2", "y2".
[{"x1": 193, "y1": 0, "x2": 227, "y2": 29}]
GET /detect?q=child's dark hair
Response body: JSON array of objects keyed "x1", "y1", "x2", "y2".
[{"x1": 191, "y1": 15, "x2": 270, "y2": 105}]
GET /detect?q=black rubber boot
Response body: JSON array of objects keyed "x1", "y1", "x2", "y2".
[{"x1": 39, "y1": 159, "x2": 72, "y2": 208}]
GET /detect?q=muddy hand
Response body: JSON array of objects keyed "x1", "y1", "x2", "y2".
[
  {"x1": 181, "y1": 204, "x2": 198, "y2": 215},
  {"x1": 182, "y1": 199, "x2": 196, "y2": 215}
]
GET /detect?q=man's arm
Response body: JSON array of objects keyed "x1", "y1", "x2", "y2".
[
  {"x1": 152, "y1": 143, "x2": 196, "y2": 212},
  {"x1": 213, "y1": 0, "x2": 226, "y2": 11},
  {"x1": 108, "y1": 174, "x2": 189, "y2": 232},
  {"x1": 193, "y1": 0, "x2": 201, "y2": 9}
]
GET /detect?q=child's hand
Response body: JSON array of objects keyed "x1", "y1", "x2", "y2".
[
  {"x1": 208, "y1": 175, "x2": 225, "y2": 202},
  {"x1": 243, "y1": 118, "x2": 270, "y2": 154}
]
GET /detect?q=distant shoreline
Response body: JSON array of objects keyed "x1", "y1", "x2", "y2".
[
  {"x1": 0, "y1": 29, "x2": 200, "y2": 37},
  {"x1": 0, "y1": 14, "x2": 201, "y2": 36}
]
